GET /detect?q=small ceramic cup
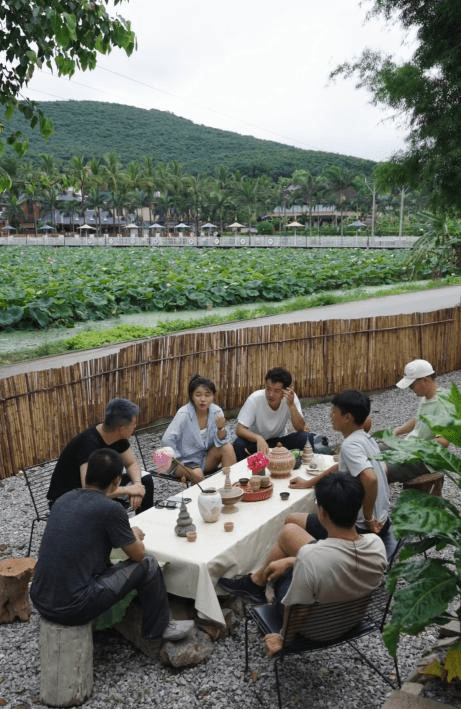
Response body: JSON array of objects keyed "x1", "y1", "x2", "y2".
[
  {"x1": 186, "y1": 531, "x2": 197, "y2": 542},
  {"x1": 224, "y1": 521, "x2": 234, "y2": 532},
  {"x1": 239, "y1": 477, "x2": 249, "y2": 487},
  {"x1": 280, "y1": 491, "x2": 290, "y2": 501}
]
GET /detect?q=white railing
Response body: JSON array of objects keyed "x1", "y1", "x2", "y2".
[{"x1": 0, "y1": 234, "x2": 418, "y2": 248}]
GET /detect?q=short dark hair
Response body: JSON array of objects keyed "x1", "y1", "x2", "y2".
[
  {"x1": 331, "y1": 389, "x2": 370, "y2": 425},
  {"x1": 188, "y1": 374, "x2": 216, "y2": 400},
  {"x1": 316, "y1": 472, "x2": 364, "y2": 528},
  {"x1": 104, "y1": 398, "x2": 139, "y2": 430},
  {"x1": 265, "y1": 367, "x2": 292, "y2": 388},
  {"x1": 85, "y1": 448, "x2": 124, "y2": 490}
]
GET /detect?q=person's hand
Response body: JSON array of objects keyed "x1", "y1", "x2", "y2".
[
  {"x1": 289, "y1": 476, "x2": 311, "y2": 489},
  {"x1": 189, "y1": 467, "x2": 205, "y2": 483},
  {"x1": 263, "y1": 633, "x2": 283, "y2": 658},
  {"x1": 283, "y1": 387, "x2": 295, "y2": 406},
  {"x1": 132, "y1": 526, "x2": 145, "y2": 541},
  {"x1": 366, "y1": 518, "x2": 384, "y2": 534},
  {"x1": 256, "y1": 435, "x2": 269, "y2": 454},
  {"x1": 264, "y1": 558, "x2": 293, "y2": 583},
  {"x1": 128, "y1": 482, "x2": 145, "y2": 498},
  {"x1": 215, "y1": 414, "x2": 226, "y2": 429}
]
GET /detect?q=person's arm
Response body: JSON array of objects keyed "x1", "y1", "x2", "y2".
[
  {"x1": 284, "y1": 388, "x2": 305, "y2": 431},
  {"x1": 80, "y1": 462, "x2": 88, "y2": 487},
  {"x1": 359, "y1": 467, "x2": 381, "y2": 533},
  {"x1": 121, "y1": 527, "x2": 145, "y2": 562},
  {"x1": 111, "y1": 447, "x2": 145, "y2": 509},
  {"x1": 394, "y1": 418, "x2": 416, "y2": 436},
  {"x1": 235, "y1": 422, "x2": 268, "y2": 453},
  {"x1": 289, "y1": 463, "x2": 338, "y2": 489},
  {"x1": 435, "y1": 435, "x2": 450, "y2": 448}
]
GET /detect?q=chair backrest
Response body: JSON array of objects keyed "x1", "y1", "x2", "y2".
[
  {"x1": 22, "y1": 464, "x2": 54, "y2": 521},
  {"x1": 284, "y1": 583, "x2": 389, "y2": 646}
]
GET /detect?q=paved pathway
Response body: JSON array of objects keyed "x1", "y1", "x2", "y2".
[{"x1": 1, "y1": 285, "x2": 459, "y2": 379}]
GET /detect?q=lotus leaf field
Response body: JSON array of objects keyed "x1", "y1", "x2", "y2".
[{"x1": 0, "y1": 246, "x2": 419, "y2": 330}]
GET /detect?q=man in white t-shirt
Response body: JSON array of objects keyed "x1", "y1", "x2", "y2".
[
  {"x1": 219, "y1": 471, "x2": 387, "y2": 655},
  {"x1": 386, "y1": 359, "x2": 452, "y2": 482},
  {"x1": 232, "y1": 367, "x2": 321, "y2": 462}
]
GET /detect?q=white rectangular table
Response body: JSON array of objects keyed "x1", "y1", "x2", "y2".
[{"x1": 134, "y1": 455, "x2": 333, "y2": 625}]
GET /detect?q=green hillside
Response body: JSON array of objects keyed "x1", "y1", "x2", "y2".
[{"x1": 5, "y1": 101, "x2": 375, "y2": 178}]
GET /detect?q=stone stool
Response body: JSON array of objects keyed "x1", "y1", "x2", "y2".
[
  {"x1": 39, "y1": 617, "x2": 93, "y2": 706},
  {"x1": 403, "y1": 472, "x2": 445, "y2": 497},
  {"x1": 0, "y1": 557, "x2": 36, "y2": 623}
]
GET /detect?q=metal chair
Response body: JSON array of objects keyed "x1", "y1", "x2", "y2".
[
  {"x1": 245, "y1": 583, "x2": 401, "y2": 709},
  {"x1": 22, "y1": 465, "x2": 53, "y2": 556}
]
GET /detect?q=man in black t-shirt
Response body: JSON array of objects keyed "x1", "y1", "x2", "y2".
[
  {"x1": 47, "y1": 398, "x2": 153, "y2": 513},
  {"x1": 32, "y1": 449, "x2": 193, "y2": 642}
]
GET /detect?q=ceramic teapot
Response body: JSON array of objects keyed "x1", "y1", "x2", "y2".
[{"x1": 267, "y1": 443, "x2": 295, "y2": 478}]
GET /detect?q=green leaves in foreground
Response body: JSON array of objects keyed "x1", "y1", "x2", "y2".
[
  {"x1": 380, "y1": 383, "x2": 461, "y2": 661},
  {"x1": 384, "y1": 558, "x2": 458, "y2": 656}
]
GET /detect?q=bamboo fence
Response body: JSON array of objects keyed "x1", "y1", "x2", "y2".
[{"x1": 1, "y1": 307, "x2": 460, "y2": 479}]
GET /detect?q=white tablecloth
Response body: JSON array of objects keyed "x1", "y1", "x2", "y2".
[{"x1": 134, "y1": 455, "x2": 333, "y2": 625}]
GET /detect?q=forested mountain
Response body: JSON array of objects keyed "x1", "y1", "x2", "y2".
[{"x1": 5, "y1": 101, "x2": 375, "y2": 179}]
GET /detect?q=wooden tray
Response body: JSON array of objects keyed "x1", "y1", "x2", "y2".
[{"x1": 233, "y1": 481, "x2": 273, "y2": 502}]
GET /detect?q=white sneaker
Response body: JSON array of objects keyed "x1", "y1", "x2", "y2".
[{"x1": 162, "y1": 619, "x2": 194, "y2": 642}]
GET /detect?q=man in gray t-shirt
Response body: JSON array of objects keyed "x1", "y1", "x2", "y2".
[{"x1": 219, "y1": 471, "x2": 387, "y2": 657}]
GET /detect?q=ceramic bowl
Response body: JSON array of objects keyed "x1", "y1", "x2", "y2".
[{"x1": 219, "y1": 487, "x2": 244, "y2": 506}]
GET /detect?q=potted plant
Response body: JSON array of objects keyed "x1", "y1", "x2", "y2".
[{"x1": 375, "y1": 383, "x2": 461, "y2": 681}]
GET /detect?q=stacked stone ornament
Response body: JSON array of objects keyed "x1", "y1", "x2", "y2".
[
  {"x1": 174, "y1": 499, "x2": 196, "y2": 537},
  {"x1": 302, "y1": 441, "x2": 314, "y2": 466}
]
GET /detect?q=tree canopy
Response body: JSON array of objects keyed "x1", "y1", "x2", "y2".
[
  {"x1": 332, "y1": 0, "x2": 461, "y2": 212},
  {"x1": 0, "y1": 0, "x2": 135, "y2": 186}
]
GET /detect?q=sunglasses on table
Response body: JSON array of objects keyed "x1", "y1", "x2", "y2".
[{"x1": 154, "y1": 497, "x2": 192, "y2": 509}]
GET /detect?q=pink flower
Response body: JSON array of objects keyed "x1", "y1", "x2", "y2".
[{"x1": 247, "y1": 451, "x2": 270, "y2": 473}]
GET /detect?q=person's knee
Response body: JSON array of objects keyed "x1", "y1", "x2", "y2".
[
  {"x1": 284, "y1": 512, "x2": 307, "y2": 528},
  {"x1": 279, "y1": 523, "x2": 302, "y2": 545}
]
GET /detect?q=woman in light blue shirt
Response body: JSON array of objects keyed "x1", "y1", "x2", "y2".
[{"x1": 161, "y1": 375, "x2": 236, "y2": 483}]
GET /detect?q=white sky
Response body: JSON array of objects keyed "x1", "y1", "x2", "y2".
[{"x1": 22, "y1": 0, "x2": 416, "y2": 162}]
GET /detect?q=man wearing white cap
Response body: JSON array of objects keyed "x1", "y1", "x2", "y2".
[{"x1": 387, "y1": 359, "x2": 451, "y2": 482}]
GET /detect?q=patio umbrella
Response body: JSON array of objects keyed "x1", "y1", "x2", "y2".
[
  {"x1": 38, "y1": 224, "x2": 55, "y2": 231},
  {"x1": 350, "y1": 220, "x2": 367, "y2": 228},
  {"x1": 227, "y1": 221, "x2": 244, "y2": 229},
  {"x1": 201, "y1": 222, "x2": 217, "y2": 229},
  {"x1": 1, "y1": 224, "x2": 16, "y2": 232},
  {"x1": 286, "y1": 220, "x2": 304, "y2": 236},
  {"x1": 79, "y1": 224, "x2": 96, "y2": 230},
  {"x1": 124, "y1": 223, "x2": 139, "y2": 229},
  {"x1": 174, "y1": 223, "x2": 189, "y2": 229},
  {"x1": 148, "y1": 223, "x2": 165, "y2": 229}
]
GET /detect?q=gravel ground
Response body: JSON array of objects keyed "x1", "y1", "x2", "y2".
[{"x1": 1, "y1": 372, "x2": 461, "y2": 709}]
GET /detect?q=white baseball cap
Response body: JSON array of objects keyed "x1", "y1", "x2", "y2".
[{"x1": 396, "y1": 359, "x2": 435, "y2": 389}]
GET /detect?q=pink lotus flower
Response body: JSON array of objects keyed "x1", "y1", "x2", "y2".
[{"x1": 247, "y1": 451, "x2": 270, "y2": 474}]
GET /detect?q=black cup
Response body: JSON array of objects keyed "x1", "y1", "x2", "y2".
[{"x1": 280, "y1": 491, "x2": 290, "y2": 501}]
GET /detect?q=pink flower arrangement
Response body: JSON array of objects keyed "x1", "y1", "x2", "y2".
[{"x1": 247, "y1": 451, "x2": 270, "y2": 474}]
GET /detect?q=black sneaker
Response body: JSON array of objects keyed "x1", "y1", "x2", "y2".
[{"x1": 219, "y1": 574, "x2": 266, "y2": 604}]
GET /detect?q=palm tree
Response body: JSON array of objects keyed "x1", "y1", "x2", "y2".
[
  {"x1": 102, "y1": 152, "x2": 125, "y2": 227},
  {"x1": 325, "y1": 165, "x2": 354, "y2": 236}
]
